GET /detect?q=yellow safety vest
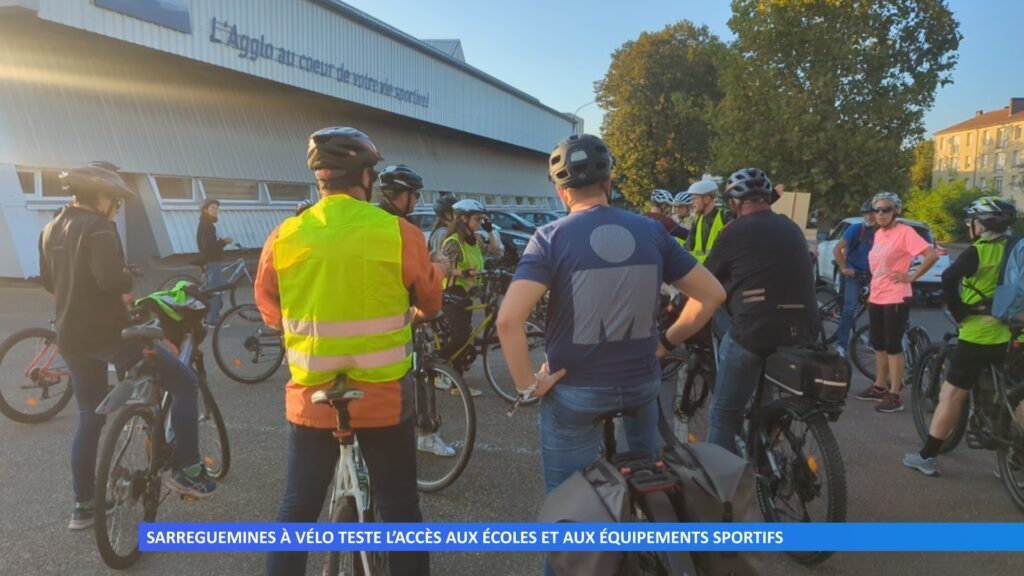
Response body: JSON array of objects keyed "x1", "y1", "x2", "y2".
[
  {"x1": 273, "y1": 195, "x2": 412, "y2": 385},
  {"x1": 693, "y1": 210, "x2": 726, "y2": 264},
  {"x1": 442, "y1": 235, "x2": 484, "y2": 292}
]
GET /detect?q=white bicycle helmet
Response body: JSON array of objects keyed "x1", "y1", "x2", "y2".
[
  {"x1": 452, "y1": 199, "x2": 486, "y2": 215},
  {"x1": 687, "y1": 179, "x2": 718, "y2": 196},
  {"x1": 871, "y1": 192, "x2": 902, "y2": 214},
  {"x1": 673, "y1": 191, "x2": 693, "y2": 206},
  {"x1": 650, "y1": 189, "x2": 674, "y2": 206}
]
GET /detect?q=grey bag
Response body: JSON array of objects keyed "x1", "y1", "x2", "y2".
[
  {"x1": 537, "y1": 458, "x2": 630, "y2": 576},
  {"x1": 663, "y1": 442, "x2": 764, "y2": 576}
]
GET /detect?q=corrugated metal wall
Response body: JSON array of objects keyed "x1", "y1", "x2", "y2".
[{"x1": 34, "y1": 0, "x2": 575, "y2": 153}]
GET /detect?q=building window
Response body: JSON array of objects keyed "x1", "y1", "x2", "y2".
[
  {"x1": 997, "y1": 152, "x2": 1006, "y2": 171},
  {"x1": 939, "y1": 137, "x2": 944, "y2": 150},
  {"x1": 951, "y1": 156, "x2": 959, "y2": 171},
  {"x1": 1016, "y1": 126, "x2": 1022, "y2": 140},
  {"x1": 998, "y1": 128, "x2": 1009, "y2": 148},
  {"x1": 154, "y1": 176, "x2": 193, "y2": 200},
  {"x1": 982, "y1": 154, "x2": 990, "y2": 169},
  {"x1": 266, "y1": 182, "x2": 312, "y2": 202},
  {"x1": 951, "y1": 135, "x2": 960, "y2": 154},
  {"x1": 994, "y1": 177, "x2": 1004, "y2": 193},
  {"x1": 980, "y1": 177, "x2": 988, "y2": 190},
  {"x1": 984, "y1": 130, "x2": 992, "y2": 145},
  {"x1": 1012, "y1": 175, "x2": 1023, "y2": 191},
  {"x1": 41, "y1": 170, "x2": 68, "y2": 197},
  {"x1": 1014, "y1": 149, "x2": 1022, "y2": 167},
  {"x1": 201, "y1": 178, "x2": 259, "y2": 201},
  {"x1": 17, "y1": 171, "x2": 35, "y2": 195},
  {"x1": 964, "y1": 156, "x2": 972, "y2": 170},
  {"x1": 967, "y1": 133, "x2": 974, "y2": 146}
]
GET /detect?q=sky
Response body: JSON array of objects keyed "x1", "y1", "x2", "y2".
[{"x1": 343, "y1": 0, "x2": 1023, "y2": 139}]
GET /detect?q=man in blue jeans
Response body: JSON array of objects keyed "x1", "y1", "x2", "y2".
[
  {"x1": 196, "y1": 199, "x2": 233, "y2": 328},
  {"x1": 832, "y1": 201, "x2": 876, "y2": 357},
  {"x1": 38, "y1": 162, "x2": 215, "y2": 530},
  {"x1": 702, "y1": 168, "x2": 819, "y2": 454},
  {"x1": 497, "y1": 134, "x2": 724, "y2": 500}
]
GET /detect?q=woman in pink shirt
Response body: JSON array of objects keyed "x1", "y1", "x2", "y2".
[{"x1": 855, "y1": 192, "x2": 938, "y2": 413}]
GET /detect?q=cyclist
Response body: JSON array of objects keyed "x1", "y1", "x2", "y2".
[
  {"x1": 646, "y1": 188, "x2": 688, "y2": 244},
  {"x1": 904, "y1": 197, "x2": 1017, "y2": 476},
  {"x1": 854, "y1": 192, "x2": 938, "y2": 413},
  {"x1": 196, "y1": 199, "x2": 233, "y2": 328},
  {"x1": 832, "y1": 201, "x2": 877, "y2": 357},
  {"x1": 377, "y1": 164, "x2": 424, "y2": 219},
  {"x1": 703, "y1": 168, "x2": 819, "y2": 455},
  {"x1": 256, "y1": 127, "x2": 441, "y2": 576},
  {"x1": 38, "y1": 162, "x2": 216, "y2": 530},
  {"x1": 673, "y1": 191, "x2": 693, "y2": 231},
  {"x1": 497, "y1": 133, "x2": 724, "y2": 499},
  {"x1": 685, "y1": 178, "x2": 731, "y2": 264},
  {"x1": 439, "y1": 199, "x2": 501, "y2": 396},
  {"x1": 428, "y1": 194, "x2": 458, "y2": 257}
]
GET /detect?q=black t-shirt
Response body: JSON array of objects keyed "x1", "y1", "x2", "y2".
[{"x1": 703, "y1": 209, "x2": 818, "y2": 351}]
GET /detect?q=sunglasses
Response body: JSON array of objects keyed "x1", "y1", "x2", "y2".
[{"x1": 873, "y1": 207, "x2": 895, "y2": 214}]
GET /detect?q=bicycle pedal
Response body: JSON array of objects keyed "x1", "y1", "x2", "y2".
[{"x1": 179, "y1": 494, "x2": 200, "y2": 503}]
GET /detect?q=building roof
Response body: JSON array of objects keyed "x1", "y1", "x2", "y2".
[
  {"x1": 935, "y1": 104, "x2": 1024, "y2": 136},
  {"x1": 422, "y1": 39, "x2": 465, "y2": 63}
]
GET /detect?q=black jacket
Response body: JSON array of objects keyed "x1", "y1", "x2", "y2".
[
  {"x1": 197, "y1": 217, "x2": 225, "y2": 263},
  {"x1": 38, "y1": 206, "x2": 133, "y2": 355}
]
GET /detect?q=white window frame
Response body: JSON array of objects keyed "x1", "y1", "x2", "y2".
[
  {"x1": 265, "y1": 181, "x2": 315, "y2": 205},
  {"x1": 150, "y1": 174, "x2": 198, "y2": 206},
  {"x1": 997, "y1": 152, "x2": 1006, "y2": 172},
  {"x1": 994, "y1": 176, "x2": 1004, "y2": 193},
  {"x1": 198, "y1": 178, "x2": 263, "y2": 205}
]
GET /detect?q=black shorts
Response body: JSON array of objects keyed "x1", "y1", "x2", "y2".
[
  {"x1": 868, "y1": 302, "x2": 910, "y2": 355},
  {"x1": 946, "y1": 340, "x2": 1007, "y2": 390}
]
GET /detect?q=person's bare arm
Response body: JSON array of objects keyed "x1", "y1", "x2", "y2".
[
  {"x1": 833, "y1": 238, "x2": 853, "y2": 277},
  {"x1": 658, "y1": 265, "x2": 726, "y2": 355},
  {"x1": 496, "y1": 279, "x2": 564, "y2": 396}
]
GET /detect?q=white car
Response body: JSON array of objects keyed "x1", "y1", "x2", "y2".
[{"x1": 815, "y1": 217, "x2": 950, "y2": 299}]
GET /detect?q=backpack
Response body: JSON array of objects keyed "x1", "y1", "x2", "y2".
[
  {"x1": 990, "y1": 236, "x2": 1024, "y2": 326},
  {"x1": 662, "y1": 443, "x2": 764, "y2": 576}
]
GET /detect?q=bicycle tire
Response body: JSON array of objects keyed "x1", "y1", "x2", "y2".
[
  {"x1": 817, "y1": 295, "x2": 841, "y2": 347},
  {"x1": 848, "y1": 324, "x2": 876, "y2": 381},
  {"x1": 94, "y1": 404, "x2": 160, "y2": 570},
  {"x1": 0, "y1": 328, "x2": 74, "y2": 423},
  {"x1": 324, "y1": 495, "x2": 390, "y2": 575},
  {"x1": 212, "y1": 304, "x2": 285, "y2": 384},
  {"x1": 658, "y1": 349, "x2": 714, "y2": 446},
  {"x1": 909, "y1": 344, "x2": 965, "y2": 453},
  {"x1": 756, "y1": 406, "x2": 846, "y2": 566},
  {"x1": 904, "y1": 327, "x2": 932, "y2": 383},
  {"x1": 227, "y1": 269, "x2": 255, "y2": 309},
  {"x1": 995, "y1": 383, "x2": 1024, "y2": 512},
  {"x1": 481, "y1": 329, "x2": 545, "y2": 404},
  {"x1": 416, "y1": 361, "x2": 476, "y2": 493},
  {"x1": 197, "y1": 380, "x2": 231, "y2": 479},
  {"x1": 158, "y1": 273, "x2": 200, "y2": 292}
]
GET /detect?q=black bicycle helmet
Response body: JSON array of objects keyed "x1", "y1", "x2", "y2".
[
  {"x1": 378, "y1": 164, "x2": 424, "y2": 193},
  {"x1": 860, "y1": 200, "x2": 873, "y2": 213},
  {"x1": 724, "y1": 168, "x2": 773, "y2": 201},
  {"x1": 548, "y1": 133, "x2": 614, "y2": 189},
  {"x1": 60, "y1": 161, "x2": 135, "y2": 199},
  {"x1": 307, "y1": 127, "x2": 382, "y2": 179},
  {"x1": 966, "y1": 196, "x2": 1017, "y2": 228},
  {"x1": 434, "y1": 194, "x2": 458, "y2": 217}
]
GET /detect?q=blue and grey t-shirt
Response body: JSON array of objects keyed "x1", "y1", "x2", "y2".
[{"x1": 513, "y1": 205, "x2": 697, "y2": 388}]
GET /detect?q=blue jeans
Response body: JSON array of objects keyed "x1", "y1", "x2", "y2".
[
  {"x1": 266, "y1": 417, "x2": 428, "y2": 576},
  {"x1": 539, "y1": 379, "x2": 660, "y2": 494},
  {"x1": 707, "y1": 332, "x2": 766, "y2": 455},
  {"x1": 203, "y1": 261, "x2": 225, "y2": 325},
  {"x1": 835, "y1": 274, "x2": 866, "y2": 351},
  {"x1": 64, "y1": 342, "x2": 200, "y2": 503}
]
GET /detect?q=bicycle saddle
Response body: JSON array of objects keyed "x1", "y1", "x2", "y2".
[
  {"x1": 121, "y1": 322, "x2": 164, "y2": 343},
  {"x1": 312, "y1": 387, "x2": 364, "y2": 406}
]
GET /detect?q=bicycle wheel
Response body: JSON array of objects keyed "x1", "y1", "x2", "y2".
[
  {"x1": 848, "y1": 324, "x2": 876, "y2": 381},
  {"x1": 324, "y1": 495, "x2": 390, "y2": 575},
  {"x1": 197, "y1": 380, "x2": 231, "y2": 479},
  {"x1": 416, "y1": 361, "x2": 476, "y2": 493},
  {"x1": 94, "y1": 404, "x2": 161, "y2": 570},
  {"x1": 995, "y1": 384, "x2": 1024, "y2": 512},
  {"x1": 212, "y1": 304, "x2": 285, "y2": 384},
  {"x1": 756, "y1": 404, "x2": 846, "y2": 566},
  {"x1": 482, "y1": 329, "x2": 546, "y2": 403},
  {"x1": 158, "y1": 274, "x2": 200, "y2": 291},
  {"x1": 0, "y1": 328, "x2": 74, "y2": 423},
  {"x1": 816, "y1": 293, "x2": 841, "y2": 347},
  {"x1": 658, "y1": 348, "x2": 714, "y2": 446},
  {"x1": 910, "y1": 344, "x2": 965, "y2": 453},
  {"x1": 904, "y1": 327, "x2": 932, "y2": 383}
]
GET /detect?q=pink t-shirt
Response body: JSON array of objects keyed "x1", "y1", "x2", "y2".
[{"x1": 868, "y1": 223, "x2": 931, "y2": 305}]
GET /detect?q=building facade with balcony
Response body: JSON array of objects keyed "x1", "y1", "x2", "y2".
[{"x1": 932, "y1": 98, "x2": 1024, "y2": 203}]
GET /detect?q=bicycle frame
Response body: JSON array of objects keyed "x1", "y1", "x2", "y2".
[{"x1": 328, "y1": 441, "x2": 373, "y2": 575}]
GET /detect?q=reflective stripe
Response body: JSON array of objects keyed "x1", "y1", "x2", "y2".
[
  {"x1": 287, "y1": 344, "x2": 410, "y2": 372},
  {"x1": 283, "y1": 312, "x2": 411, "y2": 338}
]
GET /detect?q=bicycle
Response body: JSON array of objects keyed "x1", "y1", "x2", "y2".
[
  {"x1": 909, "y1": 313, "x2": 1024, "y2": 510},
  {"x1": 314, "y1": 382, "x2": 390, "y2": 576},
  {"x1": 92, "y1": 284, "x2": 231, "y2": 569},
  {"x1": 159, "y1": 243, "x2": 255, "y2": 309},
  {"x1": 412, "y1": 316, "x2": 476, "y2": 493},
  {"x1": 211, "y1": 303, "x2": 286, "y2": 384},
  {"x1": 737, "y1": 352, "x2": 848, "y2": 566},
  {"x1": 425, "y1": 269, "x2": 545, "y2": 404},
  {"x1": 816, "y1": 276, "x2": 869, "y2": 349},
  {"x1": 847, "y1": 320, "x2": 931, "y2": 383}
]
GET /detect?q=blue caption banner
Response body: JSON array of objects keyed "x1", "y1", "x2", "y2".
[{"x1": 140, "y1": 522, "x2": 1024, "y2": 552}]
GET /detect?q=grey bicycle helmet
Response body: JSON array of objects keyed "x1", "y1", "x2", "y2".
[
  {"x1": 673, "y1": 191, "x2": 693, "y2": 206},
  {"x1": 871, "y1": 192, "x2": 902, "y2": 214},
  {"x1": 378, "y1": 164, "x2": 424, "y2": 193},
  {"x1": 307, "y1": 127, "x2": 382, "y2": 180},
  {"x1": 60, "y1": 161, "x2": 135, "y2": 200},
  {"x1": 725, "y1": 168, "x2": 773, "y2": 201},
  {"x1": 650, "y1": 189, "x2": 674, "y2": 206},
  {"x1": 966, "y1": 196, "x2": 1017, "y2": 228},
  {"x1": 548, "y1": 134, "x2": 614, "y2": 189},
  {"x1": 452, "y1": 199, "x2": 486, "y2": 215}
]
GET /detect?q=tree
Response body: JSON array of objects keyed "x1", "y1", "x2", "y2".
[
  {"x1": 910, "y1": 139, "x2": 935, "y2": 190},
  {"x1": 595, "y1": 21, "x2": 724, "y2": 207},
  {"x1": 904, "y1": 179, "x2": 983, "y2": 242},
  {"x1": 714, "y1": 0, "x2": 961, "y2": 222}
]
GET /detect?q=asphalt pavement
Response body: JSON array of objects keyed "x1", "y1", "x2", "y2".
[{"x1": 2, "y1": 279, "x2": 1023, "y2": 576}]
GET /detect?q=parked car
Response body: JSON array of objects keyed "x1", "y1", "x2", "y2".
[
  {"x1": 488, "y1": 210, "x2": 538, "y2": 234},
  {"x1": 517, "y1": 210, "x2": 561, "y2": 226},
  {"x1": 816, "y1": 217, "x2": 949, "y2": 301}
]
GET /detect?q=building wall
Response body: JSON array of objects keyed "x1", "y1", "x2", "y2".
[{"x1": 932, "y1": 120, "x2": 1024, "y2": 204}]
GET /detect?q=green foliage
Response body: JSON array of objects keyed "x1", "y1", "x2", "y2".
[
  {"x1": 595, "y1": 21, "x2": 724, "y2": 207},
  {"x1": 904, "y1": 180, "x2": 984, "y2": 242},
  {"x1": 713, "y1": 0, "x2": 961, "y2": 221},
  {"x1": 910, "y1": 139, "x2": 935, "y2": 190}
]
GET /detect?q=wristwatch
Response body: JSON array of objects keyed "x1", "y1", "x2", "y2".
[
  {"x1": 659, "y1": 329, "x2": 677, "y2": 351},
  {"x1": 517, "y1": 380, "x2": 539, "y2": 397}
]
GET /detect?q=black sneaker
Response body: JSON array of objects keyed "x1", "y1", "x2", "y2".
[
  {"x1": 854, "y1": 385, "x2": 888, "y2": 402},
  {"x1": 876, "y1": 393, "x2": 904, "y2": 413},
  {"x1": 167, "y1": 467, "x2": 217, "y2": 499}
]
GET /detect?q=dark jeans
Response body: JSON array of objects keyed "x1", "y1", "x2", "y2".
[
  {"x1": 707, "y1": 332, "x2": 770, "y2": 455},
  {"x1": 835, "y1": 274, "x2": 866, "y2": 351},
  {"x1": 266, "y1": 417, "x2": 428, "y2": 576},
  {"x1": 65, "y1": 342, "x2": 200, "y2": 503}
]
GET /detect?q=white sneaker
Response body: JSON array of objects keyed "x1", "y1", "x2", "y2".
[
  {"x1": 417, "y1": 433, "x2": 456, "y2": 457},
  {"x1": 433, "y1": 378, "x2": 452, "y2": 391},
  {"x1": 451, "y1": 386, "x2": 483, "y2": 397},
  {"x1": 835, "y1": 346, "x2": 847, "y2": 359}
]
